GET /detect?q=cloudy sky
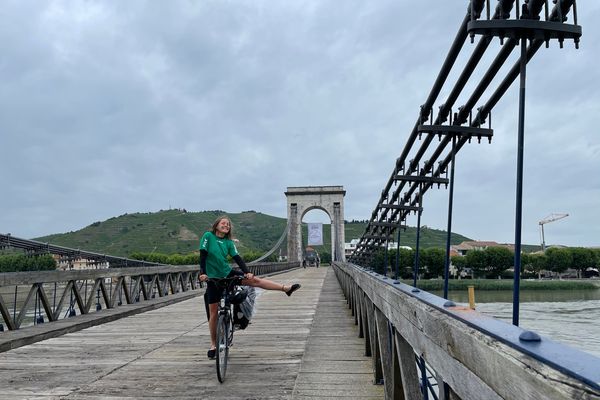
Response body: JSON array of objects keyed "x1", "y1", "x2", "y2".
[{"x1": 1, "y1": 1, "x2": 599, "y2": 248}]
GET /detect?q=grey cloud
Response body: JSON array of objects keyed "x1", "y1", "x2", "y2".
[{"x1": 1, "y1": 1, "x2": 598, "y2": 247}]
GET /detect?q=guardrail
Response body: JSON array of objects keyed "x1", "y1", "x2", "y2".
[
  {"x1": 0, "y1": 261, "x2": 299, "y2": 332},
  {"x1": 333, "y1": 262, "x2": 600, "y2": 400}
]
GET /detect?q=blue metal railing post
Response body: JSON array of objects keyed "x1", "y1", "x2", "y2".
[
  {"x1": 420, "y1": 356, "x2": 429, "y2": 400},
  {"x1": 96, "y1": 286, "x2": 102, "y2": 311},
  {"x1": 513, "y1": 37, "x2": 527, "y2": 327},
  {"x1": 443, "y1": 135, "x2": 457, "y2": 299}
]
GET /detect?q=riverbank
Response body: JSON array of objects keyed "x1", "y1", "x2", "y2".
[{"x1": 406, "y1": 279, "x2": 600, "y2": 291}]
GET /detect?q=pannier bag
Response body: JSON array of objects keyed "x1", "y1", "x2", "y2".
[{"x1": 233, "y1": 286, "x2": 256, "y2": 330}]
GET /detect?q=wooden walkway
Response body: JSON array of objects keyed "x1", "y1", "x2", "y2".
[{"x1": 0, "y1": 267, "x2": 383, "y2": 399}]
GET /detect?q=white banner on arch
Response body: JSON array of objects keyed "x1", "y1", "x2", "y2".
[{"x1": 307, "y1": 223, "x2": 323, "y2": 246}]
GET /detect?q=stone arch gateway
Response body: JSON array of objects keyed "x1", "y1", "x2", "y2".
[{"x1": 285, "y1": 186, "x2": 346, "y2": 263}]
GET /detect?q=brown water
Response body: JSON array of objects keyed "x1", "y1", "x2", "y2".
[{"x1": 432, "y1": 289, "x2": 600, "y2": 358}]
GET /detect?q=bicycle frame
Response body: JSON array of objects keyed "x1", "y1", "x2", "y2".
[{"x1": 209, "y1": 276, "x2": 243, "y2": 383}]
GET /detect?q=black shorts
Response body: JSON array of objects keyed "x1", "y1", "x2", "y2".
[{"x1": 205, "y1": 269, "x2": 245, "y2": 304}]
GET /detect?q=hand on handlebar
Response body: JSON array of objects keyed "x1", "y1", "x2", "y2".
[
  {"x1": 199, "y1": 274, "x2": 208, "y2": 282},
  {"x1": 244, "y1": 272, "x2": 254, "y2": 280}
]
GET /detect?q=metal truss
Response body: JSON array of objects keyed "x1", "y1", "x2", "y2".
[
  {"x1": 349, "y1": 0, "x2": 582, "y2": 305},
  {"x1": 0, "y1": 233, "x2": 166, "y2": 268}
]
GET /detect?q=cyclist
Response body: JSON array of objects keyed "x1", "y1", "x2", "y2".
[{"x1": 199, "y1": 215, "x2": 301, "y2": 359}]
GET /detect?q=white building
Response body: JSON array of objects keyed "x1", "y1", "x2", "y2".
[{"x1": 345, "y1": 239, "x2": 411, "y2": 257}]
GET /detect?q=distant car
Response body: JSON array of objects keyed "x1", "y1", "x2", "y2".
[
  {"x1": 459, "y1": 267, "x2": 473, "y2": 279},
  {"x1": 303, "y1": 247, "x2": 320, "y2": 268},
  {"x1": 584, "y1": 267, "x2": 599, "y2": 278}
]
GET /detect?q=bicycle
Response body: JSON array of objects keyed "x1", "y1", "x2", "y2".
[{"x1": 208, "y1": 276, "x2": 244, "y2": 383}]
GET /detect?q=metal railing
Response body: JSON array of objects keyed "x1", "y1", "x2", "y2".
[
  {"x1": 0, "y1": 261, "x2": 299, "y2": 332},
  {"x1": 0, "y1": 265, "x2": 200, "y2": 331},
  {"x1": 333, "y1": 262, "x2": 600, "y2": 400},
  {"x1": 349, "y1": 0, "x2": 582, "y2": 326}
]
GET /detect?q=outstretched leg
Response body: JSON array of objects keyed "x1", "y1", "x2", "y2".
[{"x1": 242, "y1": 276, "x2": 300, "y2": 295}]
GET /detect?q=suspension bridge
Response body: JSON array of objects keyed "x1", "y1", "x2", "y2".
[{"x1": 2, "y1": 1, "x2": 598, "y2": 399}]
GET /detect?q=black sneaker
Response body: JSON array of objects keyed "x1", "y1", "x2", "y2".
[
  {"x1": 207, "y1": 348, "x2": 216, "y2": 359},
  {"x1": 285, "y1": 283, "x2": 301, "y2": 297}
]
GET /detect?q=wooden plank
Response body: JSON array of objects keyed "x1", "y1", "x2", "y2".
[
  {"x1": 391, "y1": 328, "x2": 406, "y2": 400},
  {"x1": 72, "y1": 280, "x2": 86, "y2": 314},
  {"x1": 36, "y1": 283, "x2": 55, "y2": 322},
  {"x1": 291, "y1": 267, "x2": 384, "y2": 399},
  {"x1": 52, "y1": 280, "x2": 73, "y2": 320},
  {"x1": 84, "y1": 279, "x2": 102, "y2": 314},
  {"x1": 364, "y1": 297, "x2": 383, "y2": 383},
  {"x1": 374, "y1": 307, "x2": 394, "y2": 399},
  {"x1": 0, "y1": 292, "x2": 16, "y2": 331},
  {"x1": 395, "y1": 330, "x2": 421, "y2": 400},
  {"x1": 15, "y1": 285, "x2": 37, "y2": 329},
  {"x1": 0, "y1": 290, "x2": 201, "y2": 352}
]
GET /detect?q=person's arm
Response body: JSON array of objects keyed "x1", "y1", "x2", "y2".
[
  {"x1": 200, "y1": 250, "x2": 208, "y2": 275},
  {"x1": 232, "y1": 255, "x2": 250, "y2": 274}
]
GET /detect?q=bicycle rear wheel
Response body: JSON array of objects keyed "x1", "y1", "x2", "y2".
[{"x1": 216, "y1": 313, "x2": 230, "y2": 383}]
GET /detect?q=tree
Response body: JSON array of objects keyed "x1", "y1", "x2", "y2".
[
  {"x1": 465, "y1": 250, "x2": 487, "y2": 278},
  {"x1": 592, "y1": 249, "x2": 600, "y2": 268},
  {"x1": 522, "y1": 253, "x2": 547, "y2": 279},
  {"x1": 546, "y1": 247, "x2": 573, "y2": 277},
  {"x1": 0, "y1": 254, "x2": 56, "y2": 272},
  {"x1": 421, "y1": 248, "x2": 445, "y2": 278},
  {"x1": 569, "y1": 247, "x2": 595, "y2": 278},
  {"x1": 389, "y1": 248, "x2": 415, "y2": 278},
  {"x1": 521, "y1": 253, "x2": 533, "y2": 276},
  {"x1": 485, "y1": 247, "x2": 513, "y2": 278},
  {"x1": 375, "y1": 248, "x2": 390, "y2": 275},
  {"x1": 320, "y1": 251, "x2": 331, "y2": 264}
]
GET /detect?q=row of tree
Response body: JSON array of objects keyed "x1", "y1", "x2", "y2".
[
  {"x1": 372, "y1": 246, "x2": 600, "y2": 279},
  {"x1": 0, "y1": 254, "x2": 57, "y2": 273},
  {"x1": 129, "y1": 250, "x2": 279, "y2": 265},
  {"x1": 2, "y1": 246, "x2": 597, "y2": 277}
]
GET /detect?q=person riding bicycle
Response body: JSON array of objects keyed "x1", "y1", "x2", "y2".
[{"x1": 199, "y1": 215, "x2": 301, "y2": 359}]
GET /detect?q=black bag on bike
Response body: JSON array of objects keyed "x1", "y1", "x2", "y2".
[
  {"x1": 233, "y1": 286, "x2": 256, "y2": 330},
  {"x1": 233, "y1": 303, "x2": 250, "y2": 329}
]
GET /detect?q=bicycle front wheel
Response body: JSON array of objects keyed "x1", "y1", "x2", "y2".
[{"x1": 216, "y1": 313, "x2": 230, "y2": 383}]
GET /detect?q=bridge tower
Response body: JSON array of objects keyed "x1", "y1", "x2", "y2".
[{"x1": 285, "y1": 186, "x2": 346, "y2": 263}]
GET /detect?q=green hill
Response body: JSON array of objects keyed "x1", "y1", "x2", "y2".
[
  {"x1": 34, "y1": 210, "x2": 286, "y2": 257},
  {"x1": 33, "y1": 209, "x2": 479, "y2": 258}
]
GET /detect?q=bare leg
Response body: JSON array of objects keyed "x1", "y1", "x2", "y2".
[
  {"x1": 208, "y1": 303, "x2": 218, "y2": 349},
  {"x1": 242, "y1": 276, "x2": 290, "y2": 292}
]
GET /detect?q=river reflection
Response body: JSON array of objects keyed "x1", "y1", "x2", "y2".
[{"x1": 431, "y1": 289, "x2": 600, "y2": 358}]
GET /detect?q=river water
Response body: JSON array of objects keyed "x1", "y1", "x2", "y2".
[{"x1": 432, "y1": 289, "x2": 600, "y2": 358}]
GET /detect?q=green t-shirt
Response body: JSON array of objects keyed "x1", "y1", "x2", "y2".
[{"x1": 199, "y1": 231, "x2": 239, "y2": 278}]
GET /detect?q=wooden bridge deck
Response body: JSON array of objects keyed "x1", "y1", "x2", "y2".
[{"x1": 0, "y1": 267, "x2": 383, "y2": 399}]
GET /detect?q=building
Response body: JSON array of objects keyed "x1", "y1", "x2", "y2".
[
  {"x1": 54, "y1": 256, "x2": 109, "y2": 271},
  {"x1": 451, "y1": 241, "x2": 514, "y2": 256},
  {"x1": 345, "y1": 239, "x2": 411, "y2": 258}
]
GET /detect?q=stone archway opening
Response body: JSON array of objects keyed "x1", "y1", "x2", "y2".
[
  {"x1": 301, "y1": 207, "x2": 331, "y2": 263},
  {"x1": 285, "y1": 186, "x2": 345, "y2": 263}
]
